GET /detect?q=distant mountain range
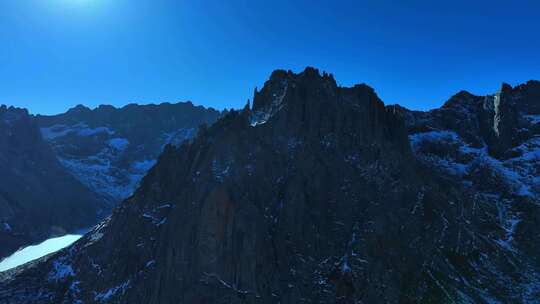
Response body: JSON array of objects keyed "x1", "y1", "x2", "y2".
[
  {"x1": 0, "y1": 102, "x2": 221, "y2": 260},
  {"x1": 36, "y1": 102, "x2": 221, "y2": 204},
  {"x1": 1, "y1": 68, "x2": 539, "y2": 303}
]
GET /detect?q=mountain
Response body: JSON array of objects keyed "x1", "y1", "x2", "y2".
[
  {"x1": 36, "y1": 102, "x2": 222, "y2": 204},
  {"x1": 0, "y1": 102, "x2": 220, "y2": 261},
  {"x1": 0, "y1": 106, "x2": 107, "y2": 260},
  {"x1": 1, "y1": 69, "x2": 539, "y2": 303}
]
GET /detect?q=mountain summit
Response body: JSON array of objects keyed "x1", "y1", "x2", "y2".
[{"x1": 1, "y1": 68, "x2": 539, "y2": 303}]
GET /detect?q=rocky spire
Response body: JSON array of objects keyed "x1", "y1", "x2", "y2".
[{"x1": 480, "y1": 83, "x2": 520, "y2": 156}]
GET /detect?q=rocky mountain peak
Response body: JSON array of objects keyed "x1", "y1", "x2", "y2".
[
  {"x1": 0, "y1": 105, "x2": 30, "y2": 122},
  {"x1": 2, "y1": 73, "x2": 539, "y2": 304},
  {"x1": 400, "y1": 80, "x2": 538, "y2": 157},
  {"x1": 95, "y1": 104, "x2": 117, "y2": 113},
  {"x1": 499, "y1": 82, "x2": 514, "y2": 93},
  {"x1": 513, "y1": 79, "x2": 540, "y2": 115},
  {"x1": 67, "y1": 104, "x2": 91, "y2": 114},
  {"x1": 479, "y1": 83, "x2": 520, "y2": 156},
  {"x1": 252, "y1": 67, "x2": 338, "y2": 115},
  {"x1": 246, "y1": 69, "x2": 412, "y2": 170},
  {"x1": 442, "y1": 90, "x2": 477, "y2": 107},
  {"x1": 0, "y1": 105, "x2": 41, "y2": 145}
]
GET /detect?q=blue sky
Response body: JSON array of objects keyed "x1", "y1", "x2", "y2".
[{"x1": 1, "y1": 0, "x2": 539, "y2": 115}]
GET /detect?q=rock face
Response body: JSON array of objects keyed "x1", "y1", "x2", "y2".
[
  {"x1": 0, "y1": 106, "x2": 106, "y2": 260},
  {"x1": 36, "y1": 102, "x2": 221, "y2": 204},
  {"x1": 1, "y1": 69, "x2": 539, "y2": 304},
  {"x1": 395, "y1": 80, "x2": 540, "y2": 302},
  {"x1": 480, "y1": 83, "x2": 521, "y2": 156}
]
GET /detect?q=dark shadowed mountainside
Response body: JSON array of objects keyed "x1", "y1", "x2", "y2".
[{"x1": 1, "y1": 69, "x2": 539, "y2": 303}]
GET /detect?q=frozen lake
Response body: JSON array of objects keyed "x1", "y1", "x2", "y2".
[{"x1": 0, "y1": 234, "x2": 82, "y2": 272}]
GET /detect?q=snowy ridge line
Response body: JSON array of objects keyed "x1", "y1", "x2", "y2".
[{"x1": 409, "y1": 130, "x2": 539, "y2": 198}]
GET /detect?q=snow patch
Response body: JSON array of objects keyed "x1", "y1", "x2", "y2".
[
  {"x1": 409, "y1": 130, "x2": 460, "y2": 147},
  {"x1": 131, "y1": 159, "x2": 156, "y2": 172},
  {"x1": 107, "y1": 138, "x2": 129, "y2": 151},
  {"x1": 212, "y1": 159, "x2": 231, "y2": 182},
  {"x1": 0, "y1": 235, "x2": 81, "y2": 272},
  {"x1": 94, "y1": 280, "x2": 131, "y2": 302},
  {"x1": 251, "y1": 81, "x2": 289, "y2": 126},
  {"x1": 69, "y1": 280, "x2": 81, "y2": 295},
  {"x1": 409, "y1": 130, "x2": 469, "y2": 176},
  {"x1": 496, "y1": 218, "x2": 521, "y2": 251},
  {"x1": 145, "y1": 260, "x2": 156, "y2": 268},
  {"x1": 161, "y1": 128, "x2": 196, "y2": 146},
  {"x1": 77, "y1": 125, "x2": 114, "y2": 137},
  {"x1": 40, "y1": 125, "x2": 72, "y2": 140},
  {"x1": 524, "y1": 114, "x2": 540, "y2": 124},
  {"x1": 84, "y1": 217, "x2": 110, "y2": 247},
  {"x1": 142, "y1": 213, "x2": 167, "y2": 226},
  {"x1": 409, "y1": 130, "x2": 539, "y2": 198},
  {"x1": 48, "y1": 257, "x2": 75, "y2": 282},
  {"x1": 58, "y1": 154, "x2": 155, "y2": 202},
  {"x1": 341, "y1": 256, "x2": 351, "y2": 273},
  {"x1": 3, "y1": 222, "x2": 11, "y2": 232},
  {"x1": 40, "y1": 123, "x2": 114, "y2": 140}
]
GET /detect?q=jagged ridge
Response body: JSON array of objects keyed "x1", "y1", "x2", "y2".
[{"x1": 1, "y1": 69, "x2": 539, "y2": 304}]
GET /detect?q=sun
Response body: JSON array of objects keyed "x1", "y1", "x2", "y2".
[
  {"x1": 56, "y1": 0, "x2": 103, "y2": 10},
  {"x1": 59, "y1": 0, "x2": 96, "y2": 5}
]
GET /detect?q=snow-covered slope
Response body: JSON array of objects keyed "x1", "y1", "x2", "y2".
[
  {"x1": 36, "y1": 102, "x2": 220, "y2": 204},
  {"x1": 398, "y1": 81, "x2": 540, "y2": 302}
]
